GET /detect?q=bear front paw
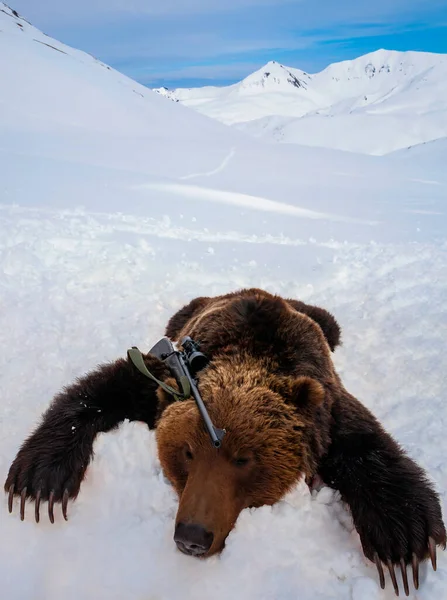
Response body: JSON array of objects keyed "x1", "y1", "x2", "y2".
[
  {"x1": 354, "y1": 476, "x2": 446, "y2": 597},
  {"x1": 5, "y1": 439, "x2": 88, "y2": 524}
]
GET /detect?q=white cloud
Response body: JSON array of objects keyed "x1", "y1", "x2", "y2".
[
  {"x1": 13, "y1": 0, "x2": 447, "y2": 24},
  {"x1": 12, "y1": 0, "x2": 299, "y2": 22}
]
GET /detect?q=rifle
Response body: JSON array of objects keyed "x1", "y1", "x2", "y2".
[{"x1": 128, "y1": 337, "x2": 226, "y2": 448}]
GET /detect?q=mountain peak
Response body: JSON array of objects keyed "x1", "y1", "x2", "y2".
[
  {"x1": 239, "y1": 60, "x2": 310, "y2": 94},
  {"x1": 320, "y1": 48, "x2": 446, "y2": 81}
]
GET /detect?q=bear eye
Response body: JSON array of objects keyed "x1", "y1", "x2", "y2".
[
  {"x1": 233, "y1": 457, "x2": 250, "y2": 467},
  {"x1": 184, "y1": 448, "x2": 193, "y2": 461}
]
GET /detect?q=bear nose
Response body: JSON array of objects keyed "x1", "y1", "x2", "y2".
[{"x1": 174, "y1": 523, "x2": 214, "y2": 557}]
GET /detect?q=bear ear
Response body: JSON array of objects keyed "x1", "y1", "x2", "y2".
[
  {"x1": 165, "y1": 296, "x2": 211, "y2": 340},
  {"x1": 286, "y1": 299, "x2": 341, "y2": 352},
  {"x1": 292, "y1": 376, "x2": 325, "y2": 407}
]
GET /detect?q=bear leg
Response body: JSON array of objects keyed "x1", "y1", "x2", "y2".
[
  {"x1": 5, "y1": 354, "x2": 169, "y2": 523},
  {"x1": 319, "y1": 387, "x2": 446, "y2": 596}
]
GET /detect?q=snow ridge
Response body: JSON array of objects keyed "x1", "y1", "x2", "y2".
[{"x1": 157, "y1": 49, "x2": 447, "y2": 155}]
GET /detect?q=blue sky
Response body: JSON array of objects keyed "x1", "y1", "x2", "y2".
[{"x1": 11, "y1": 0, "x2": 447, "y2": 88}]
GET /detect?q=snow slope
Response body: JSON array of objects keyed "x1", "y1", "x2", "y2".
[
  {"x1": 156, "y1": 50, "x2": 447, "y2": 155},
  {"x1": 389, "y1": 137, "x2": 447, "y2": 171},
  {"x1": 1, "y1": 4, "x2": 446, "y2": 600}
]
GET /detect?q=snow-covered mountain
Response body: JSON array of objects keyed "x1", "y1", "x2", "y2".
[
  {"x1": 1, "y1": 5, "x2": 447, "y2": 600},
  {"x1": 154, "y1": 60, "x2": 316, "y2": 121},
  {"x1": 4, "y1": 2, "x2": 444, "y2": 242},
  {"x1": 155, "y1": 50, "x2": 447, "y2": 155}
]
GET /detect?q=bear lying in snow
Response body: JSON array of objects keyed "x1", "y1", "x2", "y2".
[{"x1": 5, "y1": 288, "x2": 446, "y2": 596}]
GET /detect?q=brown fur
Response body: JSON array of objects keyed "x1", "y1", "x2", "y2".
[
  {"x1": 156, "y1": 354, "x2": 325, "y2": 554},
  {"x1": 4, "y1": 288, "x2": 445, "y2": 583},
  {"x1": 159, "y1": 288, "x2": 445, "y2": 560}
]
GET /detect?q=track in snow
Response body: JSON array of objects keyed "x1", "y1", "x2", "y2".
[{"x1": 180, "y1": 147, "x2": 236, "y2": 180}]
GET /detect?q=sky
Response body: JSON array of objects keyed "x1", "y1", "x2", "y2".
[{"x1": 10, "y1": 0, "x2": 447, "y2": 88}]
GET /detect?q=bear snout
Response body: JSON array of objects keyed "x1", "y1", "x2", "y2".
[{"x1": 174, "y1": 522, "x2": 214, "y2": 557}]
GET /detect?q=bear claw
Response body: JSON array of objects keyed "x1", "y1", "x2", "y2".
[
  {"x1": 399, "y1": 558, "x2": 409, "y2": 597},
  {"x1": 412, "y1": 553, "x2": 419, "y2": 590},
  {"x1": 8, "y1": 484, "x2": 14, "y2": 513},
  {"x1": 374, "y1": 553, "x2": 385, "y2": 589},
  {"x1": 386, "y1": 559, "x2": 399, "y2": 596},
  {"x1": 7, "y1": 486, "x2": 71, "y2": 523},
  {"x1": 35, "y1": 489, "x2": 41, "y2": 523},
  {"x1": 373, "y1": 541, "x2": 442, "y2": 597},
  {"x1": 429, "y1": 536, "x2": 437, "y2": 571},
  {"x1": 20, "y1": 487, "x2": 27, "y2": 521},
  {"x1": 48, "y1": 491, "x2": 55, "y2": 524},
  {"x1": 62, "y1": 489, "x2": 69, "y2": 521}
]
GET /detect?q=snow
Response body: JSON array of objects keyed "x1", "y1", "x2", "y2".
[
  {"x1": 0, "y1": 4, "x2": 446, "y2": 600},
  {"x1": 158, "y1": 49, "x2": 447, "y2": 155}
]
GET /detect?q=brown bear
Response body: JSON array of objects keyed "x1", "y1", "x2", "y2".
[{"x1": 5, "y1": 288, "x2": 446, "y2": 597}]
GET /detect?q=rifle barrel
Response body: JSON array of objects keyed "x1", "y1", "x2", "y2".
[{"x1": 188, "y1": 376, "x2": 224, "y2": 448}]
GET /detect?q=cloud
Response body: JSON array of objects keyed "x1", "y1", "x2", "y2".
[
  {"x1": 86, "y1": 19, "x2": 434, "y2": 68},
  {"x1": 139, "y1": 62, "x2": 263, "y2": 86},
  {"x1": 13, "y1": 0, "x2": 447, "y2": 25},
  {"x1": 95, "y1": 29, "x2": 317, "y2": 63},
  {"x1": 10, "y1": 0, "x2": 447, "y2": 87},
  {"x1": 12, "y1": 0, "x2": 300, "y2": 22}
]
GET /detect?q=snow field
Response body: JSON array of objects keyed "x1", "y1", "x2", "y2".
[{"x1": 1, "y1": 205, "x2": 446, "y2": 600}]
